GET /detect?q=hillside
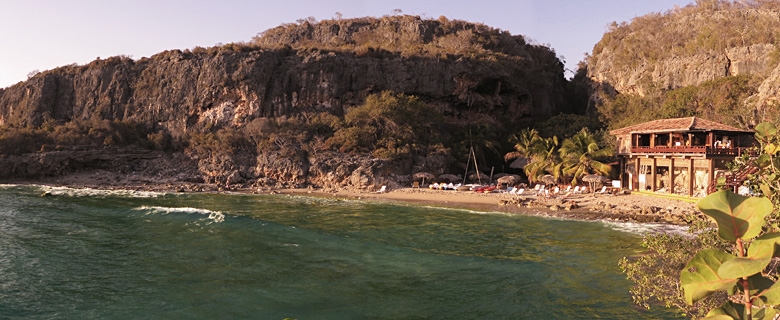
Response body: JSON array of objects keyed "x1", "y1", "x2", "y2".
[
  {"x1": 587, "y1": 0, "x2": 780, "y2": 130},
  {"x1": 0, "y1": 15, "x2": 572, "y2": 190}
]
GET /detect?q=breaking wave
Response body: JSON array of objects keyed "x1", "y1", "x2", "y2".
[
  {"x1": 36, "y1": 185, "x2": 166, "y2": 198},
  {"x1": 134, "y1": 206, "x2": 226, "y2": 224}
]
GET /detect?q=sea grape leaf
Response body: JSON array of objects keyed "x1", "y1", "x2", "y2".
[
  {"x1": 760, "y1": 184, "x2": 773, "y2": 198},
  {"x1": 749, "y1": 274, "x2": 780, "y2": 306},
  {"x1": 756, "y1": 154, "x2": 772, "y2": 168},
  {"x1": 697, "y1": 190, "x2": 774, "y2": 242},
  {"x1": 706, "y1": 300, "x2": 777, "y2": 320},
  {"x1": 701, "y1": 315, "x2": 734, "y2": 320},
  {"x1": 681, "y1": 249, "x2": 738, "y2": 304},
  {"x1": 755, "y1": 122, "x2": 778, "y2": 143},
  {"x1": 718, "y1": 233, "x2": 780, "y2": 279},
  {"x1": 765, "y1": 143, "x2": 779, "y2": 155}
]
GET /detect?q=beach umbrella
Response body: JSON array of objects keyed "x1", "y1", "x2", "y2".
[
  {"x1": 582, "y1": 174, "x2": 607, "y2": 195},
  {"x1": 540, "y1": 174, "x2": 556, "y2": 185},
  {"x1": 414, "y1": 172, "x2": 435, "y2": 186},
  {"x1": 509, "y1": 157, "x2": 530, "y2": 169},
  {"x1": 497, "y1": 174, "x2": 521, "y2": 185},
  {"x1": 438, "y1": 174, "x2": 460, "y2": 182}
]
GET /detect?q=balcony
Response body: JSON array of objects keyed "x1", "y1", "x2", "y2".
[{"x1": 630, "y1": 146, "x2": 748, "y2": 156}]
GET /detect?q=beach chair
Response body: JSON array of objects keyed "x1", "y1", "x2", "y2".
[
  {"x1": 508, "y1": 187, "x2": 518, "y2": 194},
  {"x1": 572, "y1": 186, "x2": 580, "y2": 193},
  {"x1": 535, "y1": 185, "x2": 546, "y2": 196},
  {"x1": 552, "y1": 186, "x2": 560, "y2": 195},
  {"x1": 579, "y1": 186, "x2": 588, "y2": 194},
  {"x1": 376, "y1": 185, "x2": 387, "y2": 193},
  {"x1": 533, "y1": 184, "x2": 541, "y2": 191},
  {"x1": 516, "y1": 188, "x2": 525, "y2": 195},
  {"x1": 596, "y1": 186, "x2": 607, "y2": 194}
]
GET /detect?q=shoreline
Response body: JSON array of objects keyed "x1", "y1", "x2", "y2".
[{"x1": 2, "y1": 171, "x2": 703, "y2": 227}]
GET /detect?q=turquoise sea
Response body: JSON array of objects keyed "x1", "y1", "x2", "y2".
[{"x1": 0, "y1": 185, "x2": 683, "y2": 319}]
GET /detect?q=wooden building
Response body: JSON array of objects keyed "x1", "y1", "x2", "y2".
[{"x1": 610, "y1": 117, "x2": 754, "y2": 197}]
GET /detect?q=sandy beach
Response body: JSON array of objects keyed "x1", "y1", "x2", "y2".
[{"x1": 278, "y1": 186, "x2": 702, "y2": 225}]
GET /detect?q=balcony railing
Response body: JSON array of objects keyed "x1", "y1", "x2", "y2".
[{"x1": 630, "y1": 146, "x2": 748, "y2": 156}]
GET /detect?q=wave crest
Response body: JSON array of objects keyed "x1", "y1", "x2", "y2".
[{"x1": 134, "y1": 206, "x2": 225, "y2": 224}]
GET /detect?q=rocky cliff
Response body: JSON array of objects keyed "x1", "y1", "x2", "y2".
[
  {"x1": 0, "y1": 15, "x2": 568, "y2": 190},
  {"x1": 587, "y1": 2, "x2": 780, "y2": 118}
]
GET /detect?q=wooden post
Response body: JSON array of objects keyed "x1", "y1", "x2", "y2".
[
  {"x1": 650, "y1": 134, "x2": 655, "y2": 148},
  {"x1": 669, "y1": 157, "x2": 675, "y2": 194},
  {"x1": 651, "y1": 157, "x2": 657, "y2": 192},
  {"x1": 689, "y1": 158, "x2": 695, "y2": 197},
  {"x1": 669, "y1": 133, "x2": 673, "y2": 147},
  {"x1": 635, "y1": 157, "x2": 641, "y2": 191},
  {"x1": 708, "y1": 159, "x2": 715, "y2": 192}
]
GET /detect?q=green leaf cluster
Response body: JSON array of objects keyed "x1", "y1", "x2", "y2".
[{"x1": 680, "y1": 190, "x2": 778, "y2": 319}]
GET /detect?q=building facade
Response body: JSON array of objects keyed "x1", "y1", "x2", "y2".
[{"x1": 610, "y1": 117, "x2": 754, "y2": 197}]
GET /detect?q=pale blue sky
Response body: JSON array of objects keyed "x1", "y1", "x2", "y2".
[{"x1": 0, "y1": 0, "x2": 689, "y2": 89}]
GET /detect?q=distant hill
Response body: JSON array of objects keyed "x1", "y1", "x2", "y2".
[{"x1": 587, "y1": 0, "x2": 780, "y2": 130}]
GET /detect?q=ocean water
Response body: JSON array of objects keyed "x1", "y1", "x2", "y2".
[{"x1": 0, "y1": 185, "x2": 682, "y2": 319}]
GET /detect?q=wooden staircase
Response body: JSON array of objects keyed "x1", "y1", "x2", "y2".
[{"x1": 707, "y1": 164, "x2": 759, "y2": 195}]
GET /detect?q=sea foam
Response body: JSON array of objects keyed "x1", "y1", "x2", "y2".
[
  {"x1": 134, "y1": 206, "x2": 226, "y2": 224},
  {"x1": 35, "y1": 185, "x2": 166, "y2": 198}
]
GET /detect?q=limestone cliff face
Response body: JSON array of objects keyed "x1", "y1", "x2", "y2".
[
  {"x1": 589, "y1": 43, "x2": 776, "y2": 96},
  {"x1": 0, "y1": 47, "x2": 561, "y2": 135},
  {"x1": 587, "y1": 4, "x2": 780, "y2": 107}
]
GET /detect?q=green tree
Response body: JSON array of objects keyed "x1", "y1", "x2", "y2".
[
  {"x1": 524, "y1": 136, "x2": 562, "y2": 183},
  {"x1": 327, "y1": 91, "x2": 441, "y2": 159},
  {"x1": 559, "y1": 128, "x2": 613, "y2": 185},
  {"x1": 504, "y1": 128, "x2": 541, "y2": 162}
]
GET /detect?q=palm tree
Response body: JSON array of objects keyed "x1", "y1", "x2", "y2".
[
  {"x1": 559, "y1": 129, "x2": 613, "y2": 185},
  {"x1": 524, "y1": 136, "x2": 562, "y2": 183},
  {"x1": 504, "y1": 128, "x2": 541, "y2": 162}
]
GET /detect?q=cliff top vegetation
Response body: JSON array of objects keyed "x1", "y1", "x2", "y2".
[
  {"x1": 250, "y1": 14, "x2": 556, "y2": 62},
  {"x1": 590, "y1": 0, "x2": 780, "y2": 70}
]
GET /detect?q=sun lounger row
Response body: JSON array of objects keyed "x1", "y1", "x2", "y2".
[{"x1": 428, "y1": 183, "x2": 462, "y2": 190}]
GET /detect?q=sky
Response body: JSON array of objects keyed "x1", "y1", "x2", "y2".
[{"x1": 0, "y1": 0, "x2": 691, "y2": 89}]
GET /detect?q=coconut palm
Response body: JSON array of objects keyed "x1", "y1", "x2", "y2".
[
  {"x1": 559, "y1": 129, "x2": 613, "y2": 186},
  {"x1": 524, "y1": 136, "x2": 563, "y2": 183},
  {"x1": 504, "y1": 128, "x2": 541, "y2": 162}
]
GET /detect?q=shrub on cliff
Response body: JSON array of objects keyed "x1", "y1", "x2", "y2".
[
  {"x1": 326, "y1": 91, "x2": 443, "y2": 160},
  {"x1": 598, "y1": 75, "x2": 760, "y2": 131}
]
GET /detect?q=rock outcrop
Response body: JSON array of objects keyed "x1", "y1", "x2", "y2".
[{"x1": 587, "y1": 3, "x2": 780, "y2": 113}]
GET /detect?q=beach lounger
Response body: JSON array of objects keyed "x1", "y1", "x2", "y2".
[
  {"x1": 596, "y1": 186, "x2": 607, "y2": 194},
  {"x1": 572, "y1": 186, "x2": 580, "y2": 193},
  {"x1": 516, "y1": 188, "x2": 525, "y2": 195},
  {"x1": 376, "y1": 185, "x2": 387, "y2": 193},
  {"x1": 508, "y1": 187, "x2": 518, "y2": 194}
]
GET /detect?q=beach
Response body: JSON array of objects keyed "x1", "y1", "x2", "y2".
[{"x1": 278, "y1": 186, "x2": 702, "y2": 225}]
